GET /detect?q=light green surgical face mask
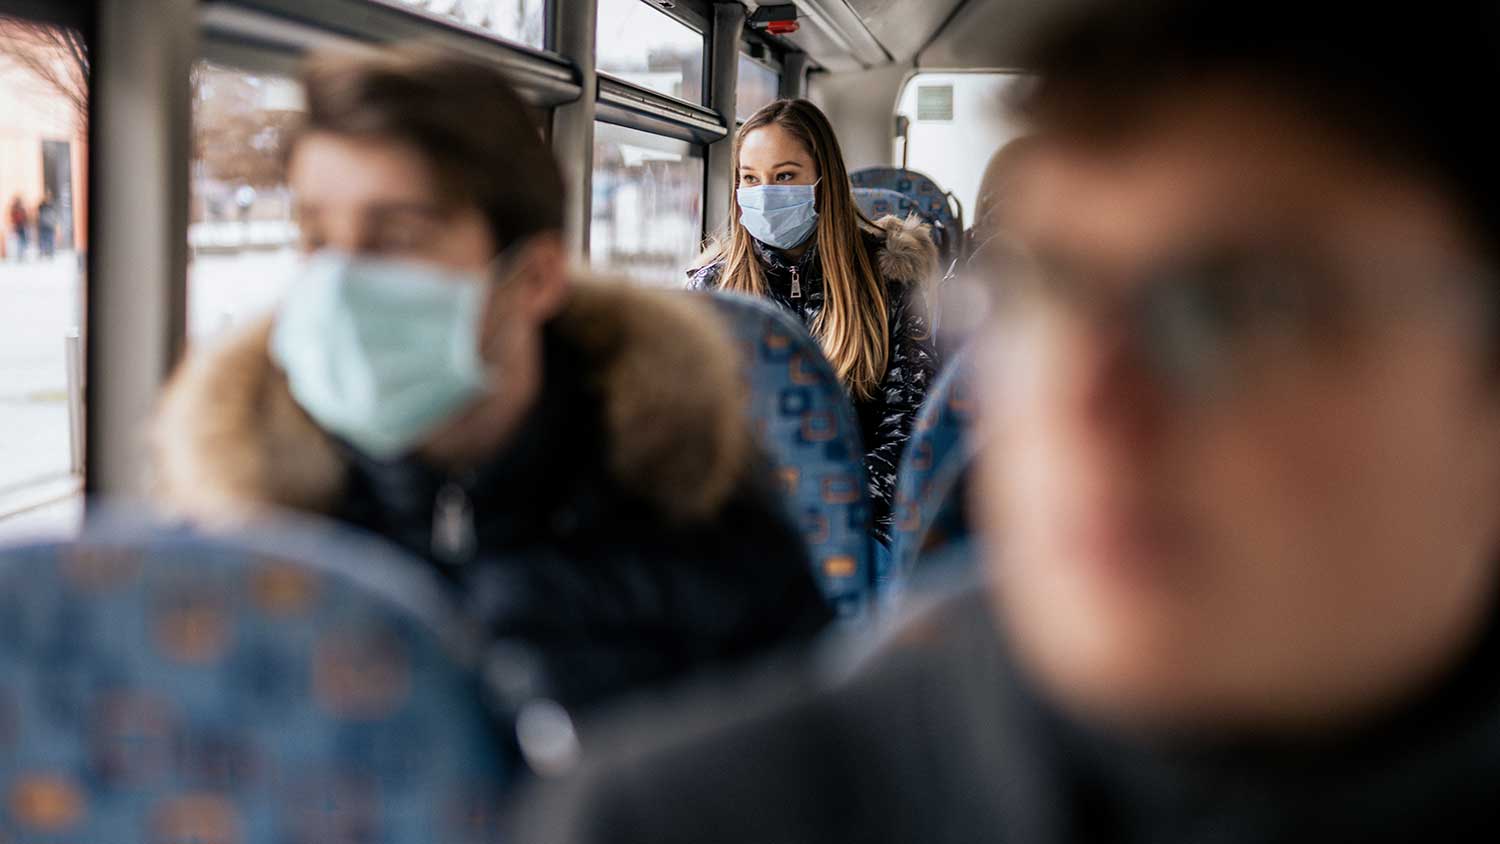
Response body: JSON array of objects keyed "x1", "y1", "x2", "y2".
[{"x1": 270, "y1": 251, "x2": 493, "y2": 460}]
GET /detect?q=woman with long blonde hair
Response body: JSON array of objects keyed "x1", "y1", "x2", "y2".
[{"x1": 689, "y1": 99, "x2": 938, "y2": 544}]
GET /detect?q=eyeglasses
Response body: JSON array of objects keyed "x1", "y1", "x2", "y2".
[{"x1": 967, "y1": 240, "x2": 1490, "y2": 401}]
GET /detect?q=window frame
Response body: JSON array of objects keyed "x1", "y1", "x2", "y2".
[
  {"x1": 632, "y1": 0, "x2": 713, "y2": 103},
  {"x1": 0, "y1": 0, "x2": 95, "y2": 520},
  {"x1": 739, "y1": 36, "x2": 784, "y2": 77},
  {"x1": 593, "y1": 0, "x2": 711, "y2": 112},
  {"x1": 203, "y1": 0, "x2": 807, "y2": 246},
  {"x1": 589, "y1": 120, "x2": 707, "y2": 285},
  {"x1": 733, "y1": 47, "x2": 782, "y2": 125},
  {"x1": 204, "y1": 0, "x2": 580, "y2": 107},
  {"x1": 34, "y1": 0, "x2": 823, "y2": 504},
  {"x1": 371, "y1": 0, "x2": 550, "y2": 52}
]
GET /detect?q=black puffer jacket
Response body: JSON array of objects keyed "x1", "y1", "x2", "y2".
[
  {"x1": 150, "y1": 280, "x2": 834, "y2": 717},
  {"x1": 688, "y1": 215, "x2": 940, "y2": 542}
]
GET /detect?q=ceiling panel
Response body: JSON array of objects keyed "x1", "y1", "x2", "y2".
[
  {"x1": 743, "y1": 0, "x2": 1074, "y2": 73},
  {"x1": 917, "y1": 0, "x2": 1082, "y2": 69},
  {"x1": 844, "y1": 0, "x2": 966, "y2": 63}
]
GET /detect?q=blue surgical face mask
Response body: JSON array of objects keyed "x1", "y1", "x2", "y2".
[
  {"x1": 737, "y1": 181, "x2": 819, "y2": 251},
  {"x1": 270, "y1": 251, "x2": 493, "y2": 460}
]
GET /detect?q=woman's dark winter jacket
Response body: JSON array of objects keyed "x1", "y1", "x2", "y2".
[
  {"x1": 687, "y1": 215, "x2": 940, "y2": 543},
  {"x1": 150, "y1": 280, "x2": 834, "y2": 715},
  {"x1": 520, "y1": 581, "x2": 1500, "y2": 843}
]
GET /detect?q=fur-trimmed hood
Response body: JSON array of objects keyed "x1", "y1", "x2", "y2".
[
  {"x1": 151, "y1": 277, "x2": 751, "y2": 527},
  {"x1": 869, "y1": 214, "x2": 940, "y2": 293}
]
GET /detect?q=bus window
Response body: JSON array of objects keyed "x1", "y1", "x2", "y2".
[
  {"x1": 736, "y1": 53, "x2": 779, "y2": 123},
  {"x1": 590, "y1": 122, "x2": 703, "y2": 286},
  {"x1": 893, "y1": 72, "x2": 1028, "y2": 222},
  {"x1": 391, "y1": 0, "x2": 546, "y2": 49},
  {"x1": 188, "y1": 62, "x2": 304, "y2": 343},
  {"x1": 596, "y1": 0, "x2": 705, "y2": 105},
  {"x1": 0, "y1": 16, "x2": 87, "y2": 533}
]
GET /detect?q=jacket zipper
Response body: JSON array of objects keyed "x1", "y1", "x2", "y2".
[
  {"x1": 790, "y1": 264, "x2": 802, "y2": 299},
  {"x1": 432, "y1": 476, "x2": 477, "y2": 565}
]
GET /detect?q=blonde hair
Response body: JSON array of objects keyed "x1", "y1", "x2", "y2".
[{"x1": 701, "y1": 99, "x2": 889, "y2": 401}]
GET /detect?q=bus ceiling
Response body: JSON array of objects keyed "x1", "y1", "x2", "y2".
[{"x1": 746, "y1": 0, "x2": 1061, "y2": 74}]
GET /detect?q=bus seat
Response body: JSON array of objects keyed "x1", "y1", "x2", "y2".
[
  {"x1": 850, "y1": 167, "x2": 965, "y2": 267},
  {"x1": 889, "y1": 356, "x2": 977, "y2": 599},
  {"x1": 704, "y1": 292, "x2": 874, "y2": 620},
  {"x1": 852, "y1": 187, "x2": 921, "y2": 223},
  {"x1": 0, "y1": 517, "x2": 511, "y2": 844}
]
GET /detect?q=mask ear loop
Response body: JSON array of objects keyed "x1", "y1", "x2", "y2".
[
  {"x1": 484, "y1": 233, "x2": 538, "y2": 289},
  {"x1": 472, "y1": 234, "x2": 540, "y2": 388}
]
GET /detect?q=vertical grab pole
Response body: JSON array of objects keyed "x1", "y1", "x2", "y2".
[
  {"x1": 86, "y1": 0, "x2": 195, "y2": 500},
  {"x1": 705, "y1": 3, "x2": 746, "y2": 241},
  {"x1": 65, "y1": 329, "x2": 84, "y2": 477},
  {"x1": 551, "y1": 0, "x2": 598, "y2": 260}
]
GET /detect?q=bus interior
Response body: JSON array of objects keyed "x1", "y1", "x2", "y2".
[
  {"x1": 5, "y1": 1, "x2": 1495, "y2": 842},
  {"x1": 0, "y1": 0, "x2": 1034, "y2": 536}
]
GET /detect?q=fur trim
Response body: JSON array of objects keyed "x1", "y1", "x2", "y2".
[
  {"x1": 150, "y1": 276, "x2": 749, "y2": 526},
  {"x1": 151, "y1": 321, "x2": 344, "y2": 526},
  {"x1": 689, "y1": 232, "x2": 728, "y2": 273},
  {"x1": 872, "y1": 214, "x2": 939, "y2": 293},
  {"x1": 550, "y1": 279, "x2": 748, "y2": 522}
]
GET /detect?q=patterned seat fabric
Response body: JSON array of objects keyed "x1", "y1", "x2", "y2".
[
  {"x1": 851, "y1": 187, "x2": 921, "y2": 224},
  {"x1": 889, "y1": 355, "x2": 977, "y2": 598},
  {"x1": 704, "y1": 292, "x2": 874, "y2": 620},
  {"x1": 850, "y1": 167, "x2": 964, "y2": 267},
  {"x1": 0, "y1": 518, "x2": 511, "y2": 844}
]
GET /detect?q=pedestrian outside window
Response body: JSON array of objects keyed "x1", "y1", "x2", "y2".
[{"x1": 0, "y1": 16, "x2": 89, "y2": 533}]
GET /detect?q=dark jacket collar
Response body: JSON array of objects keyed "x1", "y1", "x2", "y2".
[
  {"x1": 335, "y1": 324, "x2": 602, "y2": 546},
  {"x1": 751, "y1": 234, "x2": 821, "y2": 274}
]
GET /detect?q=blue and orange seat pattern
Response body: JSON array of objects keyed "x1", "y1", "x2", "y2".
[
  {"x1": 889, "y1": 356, "x2": 976, "y2": 595},
  {"x1": 0, "y1": 526, "x2": 509, "y2": 844},
  {"x1": 850, "y1": 167, "x2": 964, "y2": 266},
  {"x1": 851, "y1": 187, "x2": 922, "y2": 223},
  {"x1": 704, "y1": 293, "x2": 874, "y2": 619}
]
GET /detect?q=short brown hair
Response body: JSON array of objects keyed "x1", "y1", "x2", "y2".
[
  {"x1": 295, "y1": 44, "x2": 564, "y2": 251},
  {"x1": 1018, "y1": 0, "x2": 1500, "y2": 269}
]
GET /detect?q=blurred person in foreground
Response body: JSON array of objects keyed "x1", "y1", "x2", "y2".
[
  {"x1": 151, "y1": 46, "x2": 830, "y2": 719},
  {"x1": 515, "y1": 1, "x2": 1500, "y2": 840}
]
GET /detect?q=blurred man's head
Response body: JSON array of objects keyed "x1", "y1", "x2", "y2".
[
  {"x1": 285, "y1": 46, "x2": 570, "y2": 465},
  {"x1": 976, "y1": 0, "x2": 1500, "y2": 734}
]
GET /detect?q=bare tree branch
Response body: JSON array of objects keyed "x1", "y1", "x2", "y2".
[{"x1": 0, "y1": 18, "x2": 89, "y2": 126}]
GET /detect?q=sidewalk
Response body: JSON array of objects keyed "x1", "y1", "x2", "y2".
[
  {"x1": 1, "y1": 247, "x2": 299, "y2": 499},
  {"x1": 0, "y1": 254, "x2": 81, "y2": 493}
]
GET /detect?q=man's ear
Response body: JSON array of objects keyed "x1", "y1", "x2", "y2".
[{"x1": 512, "y1": 232, "x2": 570, "y2": 323}]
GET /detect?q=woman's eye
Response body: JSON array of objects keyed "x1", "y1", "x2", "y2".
[
  {"x1": 741, "y1": 174, "x2": 758, "y2": 185},
  {"x1": 776, "y1": 172, "x2": 794, "y2": 182}
]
